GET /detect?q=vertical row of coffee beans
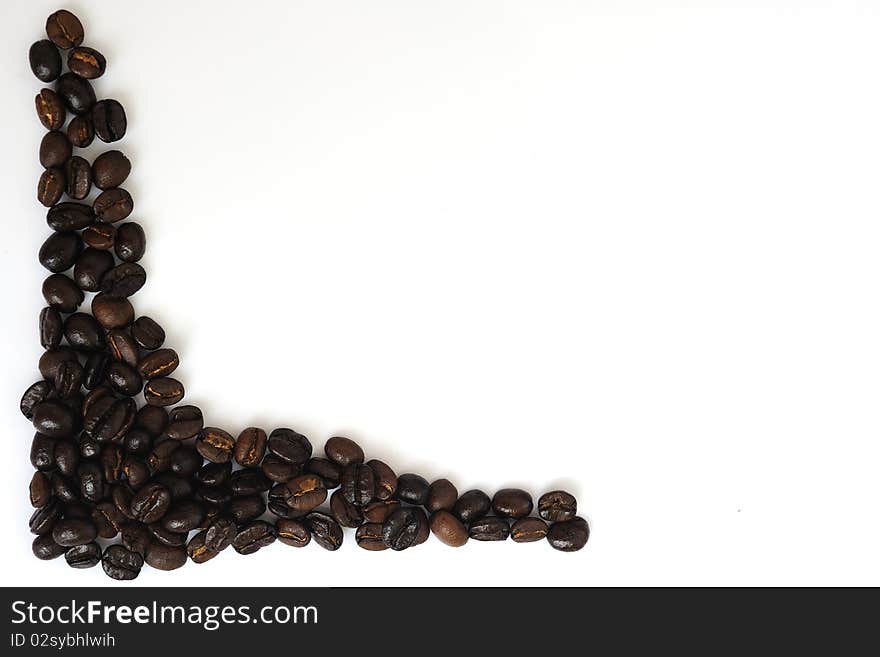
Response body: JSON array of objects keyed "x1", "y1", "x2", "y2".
[{"x1": 24, "y1": 9, "x2": 588, "y2": 581}]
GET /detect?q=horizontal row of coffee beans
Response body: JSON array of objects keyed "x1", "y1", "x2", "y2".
[{"x1": 26, "y1": 10, "x2": 589, "y2": 580}]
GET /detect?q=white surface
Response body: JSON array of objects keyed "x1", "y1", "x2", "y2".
[{"x1": 1, "y1": 0, "x2": 879, "y2": 586}]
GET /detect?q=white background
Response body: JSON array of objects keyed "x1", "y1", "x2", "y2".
[{"x1": 1, "y1": 0, "x2": 879, "y2": 586}]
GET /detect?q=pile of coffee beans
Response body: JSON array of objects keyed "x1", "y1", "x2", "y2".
[{"x1": 25, "y1": 10, "x2": 589, "y2": 580}]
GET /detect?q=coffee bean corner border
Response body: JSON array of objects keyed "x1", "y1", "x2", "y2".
[{"x1": 25, "y1": 9, "x2": 589, "y2": 580}]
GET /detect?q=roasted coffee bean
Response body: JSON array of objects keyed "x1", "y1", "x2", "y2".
[
  {"x1": 234, "y1": 427, "x2": 267, "y2": 467},
  {"x1": 268, "y1": 428, "x2": 312, "y2": 466},
  {"x1": 453, "y1": 489, "x2": 491, "y2": 523},
  {"x1": 30, "y1": 500, "x2": 61, "y2": 534},
  {"x1": 228, "y1": 494, "x2": 266, "y2": 525},
  {"x1": 195, "y1": 426, "x2": 233, "y2": 462},
  {"x1": 492, "y1": 488, "x2": 533, "y2": 519},
  {"x1": 38, "y1": 168, "x2": 65, "y2": 207},
  {"x1": 83, "y1": 222, "x2": 116, "y2": 249},
  {"x1": 92, "y1": 150, "x2": 130, "y2": 189},
  {"x1": 306, "y1": 458, "x2": 341, "y2": 488},
  {"x1": 65, "y1": 542, "x2": 101, "y2": 568},
  {"x1": 114, "y1": 222, "x2": 145, "y2": 262},
  {"x1": 36, "y1": 89, "x2": 65, "y2": 130},
  {"x1": 106, "y1": 361, "x2": 142, "y2": 396},
  {"x1": 92, "y1": 294, "x2": 134, "y2": 330},
  {"x1": 130, "y1": 482, "x2": 171, "y2": 523},
  {"x1": 32, "y1": 400, "x2": 76, "y2": 438},
  {"x1": 77, "y1": 461, "x2": 104, "y2": 502},
  {"x1": 30, "y1": 40, "x2": 62, "y2": 82},
  {"x1": 39, "y1": 307, "x2": 62, "y2": 348},
  {"x1": 468, "y1": 516, "x2": 510, "y2": 542},
  {"x1": 106, "y1": 329, "x2": 139, "y2": 365},
  {"x1": 92, "y1": 501, "x2": 125, "y2": 538},
  {"x1": 30, "y1": 432, "x2": 56, "y2": 470},
  {"x1": 363, "y1": 499, "x2": 400, "y2": 523},
  {"x1": 382, "y1": 507, "x2": 427, "y2": 551},
  {"x1": 547, "y1": 516, "x2": 589, "y2": 552},
  {"x1": 144, "y1": 377, "x2": 185, "y2": 407},
  {"x1": 54, "y1": 438, "x2": 80, "y2": 476},
  {"x1": 230, "y1": 469, "x2": 271, "y2": 496},
  {"x1": 186, "y1": 531, "x2": 218, "y2": 564},
  {"x1": 93, "y1": 188, "x2": 133, "y2": 222},
  {"x1": 147, "y1": 440, "x2": 178, "y2": 473},
  {"x1": 64, "y1": 312, "x2": 104, "y2": 350},
  {"x1": 51, "y1": 474, "x2": 79, "y2": 503},
  {"x1": 39, "y1": 130, "x2": 72, "y2": 168},
  {"x1": 92, "y1": 99, "x2": 127, "y2": 142},
  {"x1": 74, "y1": 247, "x2": 114, "y2": 291},
  {"x1": 131, "y1": 316, "x2": 164, "y2": 349},
  {"x1": 135, "y1": 404, "x2": 168, "y2": 437},
  {"x1": 261, "y1": 454, "x2": 300, "y2": 483},
  {"x1": 430, "y1": 510, "x2": 469, "y2": 547},
  {"x1": 120, "y1": 523, "x2": 150, "y2": 556},
  {"x1": 85, "y1": 396, "x2": 136, "y2": 443},
  {"x1": 62, "y1": 502, "x2": 92, "y2": 520},
  {"x1": 137, "y1": 348, "x2": 178, "y2": 380},
  {"x1": 46, "y1": 10, "x2": 84, "y2": 49},
  {"x1": 67, "y1": 114, "x2": 94, "y2": 147},
  {"x1": 33, "y1": 534, "x2": 67, "y2": 560},
  {"x1": 112, "y1": 487, "x2": 136, "y2": 521},
  {"x1": 205, "y1": 517, "x2": 236, "y2": 552},
  {"x1": 100, "y1": 444, "x2": 124, "y2": 483},
  {"x1": 330, "y1": 489, "x2": 364, "y2": 528},
  {"x1": 122, "y1": 452, "x2": 152, "y2": 483},
  {"x1": 165, "y1": 405, "x2": 203, "y2": 440},
  {"x1": 275, "y1": 519, "x2": 311, "y2": 548},
  {"x1": 395, "y1": 473, "x2": 429, "y2": 506},
  {"x1": 65, "y1": 155, "x2": 92, "y2": 199},
  {"x1": 54, "y1": 360, "x2": 83, "y2": 398},
  {"x1": 426, "y1": 478, "x2": 458, "y2": 512},
  {"x1": 367, "y1": 459, "x2": 397, "y2": 500},
  {"x1": 39, "y1": 231, "x2": 81, "y2": 273},
  {"x1": 196, "y1": 461, "x2": 231, "y2": 487},
  {"x1": 56, "y1": 72, "x2": 96, "y2": 115},
  {"x1": 79, "y1": 432, "x2": 101, "y2": 459},
  {"x1": 83, "y1": 352, "x2": 109, "y2": 389},
  {"x1": 233, "y1": 520, "x2": 277, "y2": 555},
  {"x1": 283, "y1": 474, "x2": 327, "y2": 514},
  {"x1": 341, "y1": 463, "x2": 375, "y2": 507},
  {"x1": 145, "y1": 541, "x2": 186, "y2": 571},
  {"x1": 101, "y1": 262, "x2": 146, "y2": 297},
  {"x1": 162, "y1": 500, "x2": 205, "y2": 534},
  {"x1": 325, "y1": 436, "x2": 364, "y2": 466},
  {"x1": 125, "y1": 436, "x2": 155, "y2": 465},
  {"x1": 153, "y1": 473, "x2": 193, "y2": 501},
  {"x1": 510, "y1": 517, "x2": 549, "y2": 543},
  {"x1": 38, "y1": 346, "x2": 78, "y2": 380},
  {"x1": 52, "y1": 517, "x2": 97, "y2": 547},
  {"x1": 47, "y1": 201, "x2": 93, "y2": 231},
  {"x1": 102, "y1": 544, "x2": 143, "y2": 580},
  {"x1": 355, "y1": 523, "x2": 388, "y2": 551},
  {"x1": 537, "y1": 490, "x2": 577, "y2": 522},
  {"x1": 21, "y1": 381, "x2": 53, "y2": 420},
  {"x1": 68, "y1": 46, "x2": 106, "y2": 79},
  {"x1": 305, "y1": 512, "x2": 343, "y2": 551},
  {"x1": 30, "y1": 471, "x2": 52, "y2": 508},
  {"x1": 169, "y1": 447, "x2": 201, "y2": 478}
]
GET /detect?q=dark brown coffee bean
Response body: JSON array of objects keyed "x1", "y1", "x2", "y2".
[
  {"x1": 38, "y1": 346, "x2": 77, "y2": 380},
  {"x1": 306, "y1": 458, "x2": 342, "y2": 488},
  {"x1": 162, "y1": 405, "x2": 202, "y2": 441},
  {"x1": 114, "y1": 222, "x2": 145, "y2": 262},
  {"x1": 196, "y1": 427, "x2": 234, "y2": 462},
  {"x1": 121, "y1": 457, "x2": 149, "y2": 489},
  {"x1": 137, "y1": 348, "x2": 178, "y2": 380},
  {"x1": 468, "y1": 516, "x2": 510, "y2": 541},
  {"x1": 56, "y1": 72, "x2": 96, "y2": 115},
  {"x1": 186, "y1": 531, "x2": 218, "y2": 564},
  {"x1": 426, "y1": 478, "x2": 458, "y2": 512},
  {"x1": 83, "y1": 352, "x2": 109, "y2": 389},
  {"x1": 282, "y1": 474, "x2": 327, "y2": 514},
  {"x1": 147, "y1": 440, "x2": 178, "y2": 473},
  {"x1": 131, "y1": 316, "x2": 164, "y2": 349},
  {"x1": 430, "y1": 510, "x2": 468, "y2": 547},
  {"x1": 31, "y1": 433, "x2": 57, "y2": 472},
  {"x1": 341, "y1": 463, "x2": 375, "y2": 507},
  {"x1": 76, "y1": 461, "x2": 103, "y2": 502},
  {"x1": 154, "y1": 473, "x2": 193, "y2": 502},
  {"x1": 382, "y1": 507, "x2": 428, "y2": 551},
  {"x1": 39, "y1": 131, "x2": 72, "y2": 168},
  {"x1": 135, "y1": 404, "x2": 168, "y2": 437},
  {"x1": 36, "y1": 89, "x2": 65, "y2": 130},
  {"x1": 92, "y1": 501, "x2": 126, "y2": 539},
  {"x1": 268, "y1": 428, "x2": 312, "y2": 466},
  {"x1": 106, "y1": 329, "x2": 138, "y2": 364},
  {"x1": 234, "y1": 427, "x2": 267, "y2": 467},
  {"x1": 21, "y1": 381, "x2": 54, "y2": 420},
  {"x1": 366, "y1": 459, "x2": 397, "y2": 500},
  {"x1": 85, "y1": 396, "x2": 136, "y2": 443},
  {"x1": 67, "y1": 114, "x2": 94, "y2": 148},
  {"x1": 101, "y1": 262, "x2": 146, "y2": 297},
  {"x1": 52, "y1": 517, "x2": 97, "y2": 547},
  {"x1": 275, "y1": 519, "x2": 311, "y2": 547},
  {"x1": 324, "y1": 436, "x2": 364, "y2": 466},
  {"x1": 510, "y1": 517, "x2": 549, "y2": 543},
  {"x1": 32, "y1": 400, "x2": 76, "y2": 438},
  {"x1": 232, "y1": 520, "x2": 277, "y2": 555},
  {"x1": 196, "y1": 461, "x2": 232, "y2": 487},
  {"x1": 93, "y1": 188, "x2": 133, "y2": 222},
  {"x1": 54, "y1": 360, "x2": 84, "y2": 398},
  {"x1": 395, "y1": 473, "x2": 429, "y2": 506},
  {"x1": 106, "y1": 360, "x2": 142, "y2": 396},
  {"x1": 330, "y1": 489, "x2": 364, "y2": 528},
  {"x1": 46, "y1": 10, "x2": 84, "y2": 49},
  {"x1": 203, "y1": 517, "x2": 236, "y2": 553},
  {"x1": 30, "y1": 500, "x2": 62, "y2": 534},
  {"x1": 92, "y1": 293, "x2": 134, "y2": 329},
  {"x1": 79, "y1": 431, "x2": 101, "y2": 459},
  {"x1": 492, "y1": 488, "x2": 533, "y2": 519},
  {"x1": 148, "y1": 521, "x2": 186, "y2": 547},
  {"x1": 162, "y1": 500, "x2": 206, "y2": 534},
  {"x1": 67, "y1": 46, "x2": 106, "y2": 79},
  {"x1": 305, "y1": 512, "x2": 343, "y2": 551},
  {"x1": 92, "y1": 150, "x2": 131, "y2": 189},
  {"x1": 229, "y1": 468, "x2": 271, "y2": 496},
  {"x1": 54, "y1": 438, "x2": 80, "y2": 476},
  {"x1": 145, "y1": 541, "x2": 186, "y2": 571},
  {"x1": 66, "y1": 543, "x2": 102, "y2": 568},
  {"x1": 130, "y1": 482, "x2": 171, "y2": 523},
  {"x1": 64, "y1": 155, "x2": 92, "y2": 200},
  {"x1": 120, "y1": 523, "x2": 150, "y2": 556},
  {"x1": 74, "y1": 247, "x2": 114, "y2": 291},
  {"x1": 228, "y1": 495, "x2": 266, "y2": 525},
  {"x1": 547, "y1": 516, "x2": 589, "y2": 552},
  {"x1": 64, "y1": 312, "x2": 104, "y2": 350},
  {"x1": 453, "y1": 489, "x2": 491, "y2": 523},
  {"x1": 537, "y1": 490, "x2": 578, "y2": 522},
  {"x1": 355, "y1": 523, "x2": 388, "y2": 551},
  {"x1": 102, "y1": 544, "x2": 143, "y2": 580},
  {"x1": 47, "y1": 201, "x2": 93, "y2": 231},
  {"x1": 261, "y1": 455, "x2": 300, "y2": 483},
  {"x1": 30, "y1": 471, "x2": 52, "y2": 508},
  {"x1": 30, "y1": 40, "x2": 62, "y2": 82},
  {"x1": 33, "y1": 533, "x2": 67, "y2": 560},
  {"x1": 82, "y1": 222, "x2": 116, "y2": 249},
  {"x1": 362, "y1": 499, "x2": 400, "y2": 523},
  {"x1": 39, "y1": 231, "x2": 82, "y2": 273},
  {"x1": 39, "y1": 307, "x2": 63, "y2": 348},
  {"x1": 38, "y1": 168, "x2": 65, "y2": 207},
  {"x1": 92, "y1": 99, "x2": 127, "y2": 142},
  {"x1": 51, "y1": 473, "x2": 78, "y2": 503}
]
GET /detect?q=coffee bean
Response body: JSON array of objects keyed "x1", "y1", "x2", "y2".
[
  {"x1": 306, "y1": 458, "x2": 342, "y2": 488},
  {"x1": 77, "y1": 461, "x2": 104, "y2": 502},
  {"x1": 78, "y1": 430, "x2": 101, "y2": 459},
  {"x1": 382, "y1": 507, "x2": 428, "y2": 551},
  {"x1": 305, "y1": 512, "x2": 343, "y2": 551},
  {"x1": 36, "y1": 89, "x2": 65, "y2": 130},
  {"x1": 51, "y1": 474, "x2": 78, "y2": 503},
  {"x1": 84, "y1": 395, "x2": 136, "y2": 443},
  {"x1": 39, "y1": 131, "x2": 71, "y2": 168},
  {"x1": 453, "y1": 489, "x2": 491, "y2": 523},
  {"x1": 229, "y1": 468, "x2": 271, "y2": 496},
  {"x1": 30, "y1": 40, "x2": 62, "y2": 82},
  {"x1": 324, "y1": 436, "x2": 364, "y2": 466},
  {"x1": 153, "y1": 473, "x2": 193, "y2": 501},
  {"x1": 430, "y1": 510, "x2": 468, "y2": 547},
  {"x1": 39, "y1": 307, "x2": 62, "y2": 349},
  {"x1": 83, "y1": 222, "x2": 116, "y2": 249},
  {"x1": 114, "y1": 222, "x2": 145, "y2": 262},
  {"x1": 275, "y1": 519, "x2": 311, "y2": 548},
  {"x1": 106, "y1": 360, "x2": 143, "y2": 396},
  {"x1": 120, "y1": 523, "x2": 150, "y2": 556},
  {"x1": 341, "y1": 463, "x2": 375, "y2": 507},
  {"x1": 63, "y1": 312, "x2": 104, "y2": 351},
  {"x1": 93, "y1": 188, "x2": 133, "y2": 222},
  {"x1": 54, "y1": 439, "x2": 80, "y2": 476},
  {"x1": 123, "y1": 431, "x2": 152, "y2": 458},
  {"x1": 232, "y1": 520, "x2": 277, "y2": 555},
  {"x1": 46, "y1": 10, "x2": 84, "y2": 49},
  {"x1": 52, "y1": 517, "x2": 97, "y2": 547},
  {"x1": 137, "y1": 348, "x2": 178, "y2": 379},
  {"x1": 282, "y1": 474, "x2": 327, "y2": 514},
  {"x1": 186, "y1": 531, "x2": 218, "y2": 564},
  {"x1": 92, "y1": 293, "x2": 134, "y2": 329},
  {"x1": 426, "y1": 478, "x2": 458, "y2": 512},
  {"x1": 131, "y1": 316, "x2": 164, "y2": 349},
  {"x1": 205, "y1": 517, "x2": 237, "y2": 552},
  {"x1": 47, "y1": 201, "x2": 93, "y2": 231},
  {"x1": 145, "y1": 541, "x2": 187, "y2": 571},
  {"x1": 67, "y1": 46, "x2": 106, "y2": 79},
  {"x1": 92, "y1": 99, "x2": 127, "y2": 142},
  {"x1": 233, "y1": 427, "x2": 266, "y2": 467},
  {"x1": 32, "y1": 400, "x2": 76, "y2": 438},
  {"x1": 21, "y1": 381, "x2": 54, "y2": 420},
  {"x1": 33, "y1": 534, "x2": 67, "y2": 560},
  {"x1": 135, "y1": 404, "x2": 168, "y2": 437},
  {"x1": 537, "y1": 490, "x2": 577, "y2": 522},
  {"x1": 74, "y1": 247, "x2": 114, "y2": 292},
  {"x1": 106, "y1": 329, "x2": 139, "y2": 364},
  {"x1": 38, "y1": 346, "x2": 78, "y2": 380},
  {"x1": 468, "y1": 516, "x2": 510, "y2": 541},
  {"x1": 362, "y1": 499, "x2": 400, "y2": 523},
  {"x1": 196, "y1": 427, "x2": 234, "y2": 462},
  {"x1": 29, "y1": 500, "x2": 61, "y2": 534},
  {"x1": 228, "y1": 494, "x2": 266, "y2": 525},
  {"x1": 196, "y1": 461, "x2": 231, "y2": 487},
  {"x1": 492, "y1": 488, "x2": 533, "y2": 519},
  {"x1": 65, "y1": 156, "x2": 92, "y2": 200},
  {"x1": 56, "y1": 72, "x2": 96, "y2": 115},
  {"x1": 30, "y1": 471, "x2": 52, "y2": 508},
  {"x1": 102, "y1": 544, "x2": 143, "y2": 580},
  {"x1": 395, "y1": 473, "x2": 429, "y2": 506},
  {"x1": 510, "y1": 517, "x2": 549, "y2": 543},
  {"x1": 165, "y1": 405, "x2": 203, "y2": 440},
  {"x1": 330, "y1": 489, "x2": 364, "y2": 528},
  {"x1": 261, "y1": 455, "x2": 300, "y2": 483},
  {"x1": 101, "y1": 262, "x2": 146, "y2": 297},
  {"x1": 54, "y1": 360, "x2": 84, "y2": 398},
  {"x1": 39, "y1": 231, "x2": 81, "y2": 274},
  {"x1": 268, "y1": 428, "x2": 312, "y2": 466},
  {"x1": 147, "y1": 440, "x2": 178, "y2": 473},
  {"x1": 162, "y1": 500, "x2": 206, "y2": 534},
  {"x1": 83, "y1": 352, "x2": 109, "y2": 389},
  {"x1": 91, "y1": 150, "x2": 131, "y2": 190},
  {"x1": 355, "y1": 523, "x2": 387, "y2": 551},
  {"x1": 130, "y1": 482, "x2": 171, "y2": 523},
  {"x1": 65, "y1": 542, "x2": 102, "y2": 568},
  {"x1": 92, "y1": 501, "x2": 126, "y2": 538},
  {"x1": 67, "y1": 115, "x2": 94, "y2": 148},
  {"x1": 38, "y1": 168, "x2": 65, "y2": 207},
  {"x1": 547, "y1": 517, "x2": 589, "y2": 552}
]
